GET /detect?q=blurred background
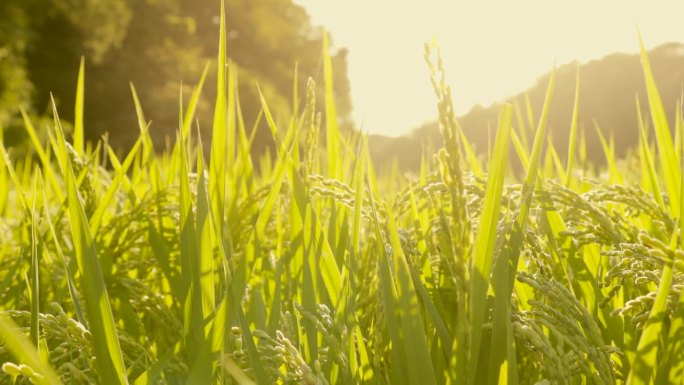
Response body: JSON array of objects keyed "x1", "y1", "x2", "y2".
[
  {"x1": 0, "y1": 0, "x2": 353, "y2": 156},
  {"x1": 1, "y1": 0, "x2": 684, "y2": 170}
]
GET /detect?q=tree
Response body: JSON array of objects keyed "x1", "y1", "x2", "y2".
[
  {"x1": 0, "y1": 0, "x2": 352, "y2": 154},
  {"x1": 0, "y1": 0, "x2": 38, "y2": 145}
]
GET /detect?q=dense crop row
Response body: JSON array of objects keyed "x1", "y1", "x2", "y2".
[{"x1": 2, "y1": 3, "x2": 684, "y2": 384}]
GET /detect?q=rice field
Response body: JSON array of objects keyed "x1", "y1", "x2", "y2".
[{"x1": 2, "y1": 3, "x2": 684, "y2": 384}]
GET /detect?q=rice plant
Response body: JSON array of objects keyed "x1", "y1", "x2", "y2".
[{"x1": 2, "y1": 2, "x2": 684, "y2": 384}]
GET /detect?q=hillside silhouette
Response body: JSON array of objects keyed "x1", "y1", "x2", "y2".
[{"x1": 370, "y1": 42, "x2": 684, "y2": 171}]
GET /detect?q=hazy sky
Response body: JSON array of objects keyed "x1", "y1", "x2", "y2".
[{"x1": 293, "y1": 0, "x2": 684, "y2": 137}]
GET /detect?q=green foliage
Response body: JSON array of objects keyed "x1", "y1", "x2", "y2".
[
  {"x1": 0, "y1": 0, "x2": 352, "y2": 156},
  {"x1": 3, "y1": 7, "x2": 684, "y2": 384}
]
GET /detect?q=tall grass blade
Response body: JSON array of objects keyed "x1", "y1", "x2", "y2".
[
  {"x1": 51, "y1": 98, "x2": 129, "y2": 385},
  {"x1": 488, "y1": 71, "x2": 554, "y2": 385},
  {"x1": 468, "y1": 103, "x2": 513, "y2": 385},
  {"x1": 565, "y1": 67, "x2": 580, "y2": 187},
  {"x1": 637, "y1": 97, "x2": 665, "y2": 211},
  {"x1": 29, "y1": 173, "x2": 40, "y2": 349},
  {"x1": 386, "y1": 205, "x2": 438, "y2": 385},
  {"x1": 41, "y1": 177, "x2": 86, "y2": 326},
  {"x1": 184, "y1": 63, "x2": 210, "y2": 139},
  {"x1": 210, "y1": 0, "x2": 228, "y2": 236},
  {"x1": 74, "y1": 57, "x2": 85, "y2": 155},
  {"x1": 19, "y1": 109, "x2": 63, "y2": 202},
  {"x1": 639, "y1": 33, "x2": 680, "y2": 216}
]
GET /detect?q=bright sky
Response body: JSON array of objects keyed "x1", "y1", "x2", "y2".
[{"x1": 294, "y1": 0, "x2": 684, "y2": 137}]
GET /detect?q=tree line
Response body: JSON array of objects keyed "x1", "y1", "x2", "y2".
[
  {"x1": 0, "y1": 0, "x2": 352, "y2": 155},
  {"x1": 370, "y1": 43, "x2": 684, "y2": 171}
]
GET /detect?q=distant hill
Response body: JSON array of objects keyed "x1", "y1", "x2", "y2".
[{"x1": 369, "y1": 42, "x2": 684, "y2": 171}]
